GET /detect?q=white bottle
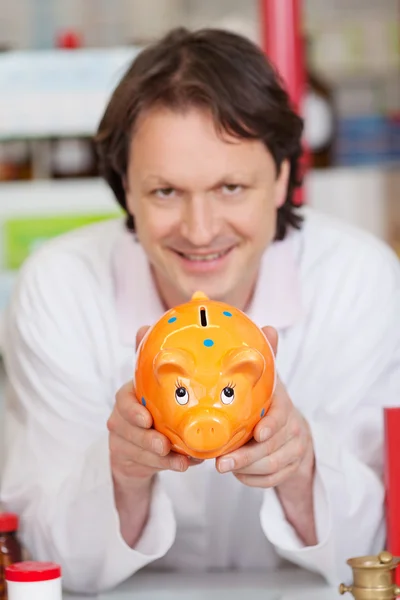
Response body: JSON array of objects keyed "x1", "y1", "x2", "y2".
[{"x1": 5, "y1": 561, "x2": 62, "y2": 600}]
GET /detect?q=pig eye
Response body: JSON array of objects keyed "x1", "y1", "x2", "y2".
[
  {"x1": 175, "y1": 386, "x2": 189, "y2": 405},
  {"x1": 221, "y1": 386, "x2": 235, "y2": 404}
]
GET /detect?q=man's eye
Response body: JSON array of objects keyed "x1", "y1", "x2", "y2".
[
  {"x1": 154, "y1": 188, "x2": 175, "y2": 198},
  {"x1": 222, "y1": 184, "x2": 242, "y2": 195}
]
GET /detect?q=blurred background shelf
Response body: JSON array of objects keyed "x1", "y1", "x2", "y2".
[{"x1": 0, "y1": 47, "x2": 139, "y2": 139}]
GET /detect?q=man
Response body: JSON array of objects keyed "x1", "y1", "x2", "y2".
[{"x1": 1, "y1": 27, "x2": 399, "y2": 595}]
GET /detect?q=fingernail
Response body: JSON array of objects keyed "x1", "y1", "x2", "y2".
[
  {"x1": 152, "y1": 439, "x2": 163, "y2": 455},
  {"x1": 218, "y1": 457, "x2": 234, "y2": 473},
  {"x1": 137, "y1": 414, "x2": 146, "y2": 428},
  {"x1": 172, "y1": 458, "x2": 184, "y2": 471},
  {"x1": 259, "y1": 428, "x2": 271, "y2": 442}
]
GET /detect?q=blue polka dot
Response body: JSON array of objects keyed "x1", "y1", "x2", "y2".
[
  {"x1": 203, "y1": 339, "x2": 214, "y2": 347},
  {"x1": 168, "y1": 316, "x2": 177, "y2": 323},
  {"x1": 141, "y1": 397, "x2": 146, "y2": 406},
  {"x1": 260, "y1": 408, "x2": 265, "y2": 417},
  {"x1": 223, "y1": 311, "x2": 232, "y2": 317}
]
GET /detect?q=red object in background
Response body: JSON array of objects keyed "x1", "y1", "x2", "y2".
[
  {"x1": 384, "y1": 407, "x2": 400, "y2": 584},
  {"x1": 259, "y1": 0, "x2": 308, "y2": 205},
  {"x1": 260, "y1": 0, "x2": 304, "y2": 111},
  {"x1": 56, "y1": 30, "x2": 82, "y2": 49},
  {"x1": 0, "y1": 513, "x2": 18, "y2": 533},
  {"x1": 6, "y1": 562, "x2": 61, "y2": 583}
]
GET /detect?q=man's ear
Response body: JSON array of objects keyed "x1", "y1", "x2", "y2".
[
  {"x1": 274, "y1": 159, "x2": 290, "y2": 209},
  {"x1": 123, "y1": 174, "x2": 137, "y2": 221}
]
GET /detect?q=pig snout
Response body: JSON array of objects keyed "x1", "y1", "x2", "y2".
[{"x1": 182, "y1": 413, "x2": 232, "y2": 453}]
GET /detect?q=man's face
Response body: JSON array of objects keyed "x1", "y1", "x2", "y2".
[{"x1": 125, "y1": 106, "x2": 289, "y2": 308}]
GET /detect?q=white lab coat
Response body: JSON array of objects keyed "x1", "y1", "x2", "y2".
[{"x1": 0, "y1": 207, "x2": 399, "y2": 594}]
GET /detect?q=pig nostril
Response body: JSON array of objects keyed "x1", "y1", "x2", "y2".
[{"x1": 194, "y1": 426, "x2": 216, "y2": 435}]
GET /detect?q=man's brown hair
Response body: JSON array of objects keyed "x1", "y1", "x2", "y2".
[{"x1": 95, "y1": 27, "x2": 304, "y2": 240}]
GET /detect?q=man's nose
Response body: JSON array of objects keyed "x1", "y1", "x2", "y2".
[{"x1": 180, "y1": 195, "x2": 219, "y2": 246}]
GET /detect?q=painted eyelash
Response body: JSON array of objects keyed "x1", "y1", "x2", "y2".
[{"x1": 175, "y1": 380, "x2": 235, "y2": 389}]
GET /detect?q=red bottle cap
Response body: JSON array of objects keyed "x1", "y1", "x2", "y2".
[
  {"x1": 0, "y1": 512, "x2": 19, "y2": 532},
  {"x1": 5, "y1": 562, "x2": 61, "y2": 583}
]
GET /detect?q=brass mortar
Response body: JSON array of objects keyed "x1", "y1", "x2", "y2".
[{"x1": 339, "y1": 551, "x2": 400, "y2": 600}]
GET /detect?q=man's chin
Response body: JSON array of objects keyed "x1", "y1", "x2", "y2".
[{"x1": 179, "y1": 278, "x2": 233, "y2": 303}]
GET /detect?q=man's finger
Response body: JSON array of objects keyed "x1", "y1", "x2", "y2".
[
  {"x1": 216, "y1": 427, "x2": 289, "y2": 473},
  {"x1": 116, "y1": 385, "x2": 154, "y2": 429},
  {"x1": 109, "y1": 434, "x2": 188, "y2": 472},
  {"x1": 253, "y1": 382, "x2": 291, "y2": 443},
  {"x1": 108, "y1": 410, "x2": 172, "y2": 456},
  {"x1": 133, "y1": 424, "x2": 173, "y2": 456},
  {"x1": 231, "y1": 436, "x2": 304, "y2": 476},
  {"x1": 234, "y1": 460, "x2": 300, "y2": 489}
]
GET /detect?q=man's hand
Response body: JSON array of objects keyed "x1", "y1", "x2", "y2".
[
  {"x1": 108, "y1": 381, "x2": 193, "y2": 485},
  {"x1": 215, "y1": 326, "x2": 317, "y2": 546},
  {"x1": 107, "y1": 326, "x2": 199, "y2": 547},
  {"x1": 108, "y1": 327, "x2": 199, "y2": 488}
]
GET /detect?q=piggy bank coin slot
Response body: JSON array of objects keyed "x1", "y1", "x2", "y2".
[{"x1": 200, "y1": 307, "x2": 208, "y2": 327}]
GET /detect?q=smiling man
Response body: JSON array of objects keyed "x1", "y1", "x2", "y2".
[
  {"x1": 1, "y1": 27, "x2": 400, "y2": 595},
  {"x1": 125, "y1": 105, "x2": 290, "y2": 309}
]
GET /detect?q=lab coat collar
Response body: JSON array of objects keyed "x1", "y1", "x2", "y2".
[
  {"x1": 113, "y1": 232, "x2": 166, "y2": 347},
  {"x1": 113, "y1": 226, "x2": 304, "y2": 347},
  {"x1": 246, "y1": 227, "x2": 304, "y2": 331}
]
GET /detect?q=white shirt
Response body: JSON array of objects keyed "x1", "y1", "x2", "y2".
[{"x1": 0, "y1": 207, "x2": 399, "y2": 594}]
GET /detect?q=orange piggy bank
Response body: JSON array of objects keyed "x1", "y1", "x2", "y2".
[{"x1": 134, "y1": 291, "x2": 276, "y2": 459}]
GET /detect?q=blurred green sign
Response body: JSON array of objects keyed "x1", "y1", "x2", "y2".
[{"x1": 4, "y1": 213, "x2": 119, "y2": 270}]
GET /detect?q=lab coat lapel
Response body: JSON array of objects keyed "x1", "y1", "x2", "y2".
[
  {"x1": 113, "y1": 230, "x2": 166, "y2": 347},
  {"x1": 246, "y1": 228, "x2": 305, "y2": 382},
  {"x1": 246, "y1": 228, "x2": 304, "y2": 331}
]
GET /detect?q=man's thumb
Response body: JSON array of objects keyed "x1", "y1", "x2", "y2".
[
  {"x1": 262, "y1": 326, "x2": 279, "y2": 357},
  {"x1": 136, "y1": 325, "x2": 150, "y2": 351}
]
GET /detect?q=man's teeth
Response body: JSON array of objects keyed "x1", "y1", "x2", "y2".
[{"x1": 181, "y1": 250, "x2": 229, "y2": 261}]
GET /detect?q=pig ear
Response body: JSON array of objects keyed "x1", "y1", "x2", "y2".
[
  {"x1": 221, "y1": 347, "x2": 265, "y2": 386},
  {"x1": 153, "y1": 348, "x2": 196, "y2": 383}
]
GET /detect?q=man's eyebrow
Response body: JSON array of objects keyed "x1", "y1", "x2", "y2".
[
  {"x1": 141, "y1": 172, "x2": 254, "y2": 188},
  {"x1": 142, "y1": 175, "x2": 175, "y2": 187},
  {"x1": 210, "y1": 173, "x2": 254, "y2": 186}
]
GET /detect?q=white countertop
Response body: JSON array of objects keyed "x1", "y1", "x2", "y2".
[{"x1": 64, "y1": 567, "x2": 343, "y2": 600}]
